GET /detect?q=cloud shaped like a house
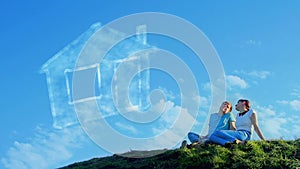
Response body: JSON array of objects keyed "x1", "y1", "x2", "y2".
[{"x1": 40, "y1": 23, "x2": 152, "y2": 129}]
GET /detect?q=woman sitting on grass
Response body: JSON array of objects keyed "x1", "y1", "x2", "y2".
[
  {"x1": 209, "y1": 99, "x2": 265, "y2": 146},
  {"x1": 182, "y1": 101, "x2": 236, "y2": 148}
]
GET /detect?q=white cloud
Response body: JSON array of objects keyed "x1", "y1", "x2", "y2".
[
  {"x1": 291, "y1": 125, "x2": 300, "y2": 139},
  {"x1": 291, "y1": 88, "x2": 300, "y2": 98},
  {"x1": 262, "y1": 117, "x2": 288, "y2": 138},
  {"x1": 286, "y1": 114, "x2": 300, "y2": 138},
  {"x1": 152, "y1": 101, "x2": 179, "y2": 131},
  {"x1": 150, "y1": 100, "x2": 197, "y2": 137},
  {"x1": 202, "y1": 82, "x2": 211, "y2": 91},
  {"x1": 254, "y1": 104, "x2": 300, "y2": 140},
  {"x1": 254, "y1": 107, "x2": 288, "y2": 139},
  {"x1": 244, "y1": 40, "x2": 262, "y2": 46},
  {"x1": 157, "y1": 87, "x2": 177, "y2": 101},
  {"x1": 1, "y1": 126, "x2": 88, "y2": 169},
  {"x1": 248, "y1": 70, "x2": 270, "y2": 79},
  {"x1": 276, "y1": 99, "x2": 300, "y2": 112},
  {"x1": 276, "y1": 100, "x2": 289, "y2": 105},
  {"x1": 258, "y1": 106, "x2": 276, "y2": 116},
  {"x1": 226, "y1": 75, "x2": 248, "y2": 89},
  {"x1": 71, "y1": 96, "x2": 198, "y2": 155},
  {"x1": 98, "y1": 103, "x2": 119, "y2": 117},
  {"x1": 115, "y1": 122, "x2": 138, "y2": 134},
  {"x1": 148, "y1": 106, "x2": 195, "y2": 149},
  {"x1": 198, "y1": 96, "x2": 209, "y2": 108},
  {"x1": 233, "y1": 70, "x2": 271, "y2": 80},
  {"x1": 290, "y1": 100, "x2": 300, "y2": 111}
]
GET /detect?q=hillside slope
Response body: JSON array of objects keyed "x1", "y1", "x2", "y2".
[{"x1": 60, "y1": 139, "x2": 300, "y2": 169}]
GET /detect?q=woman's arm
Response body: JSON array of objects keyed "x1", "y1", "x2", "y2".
[
  {"x1": 230, "y1": 121, "x2": 237, "y2": 130},
  {"x1": 251, "y1": 112, "x2": 265, "y2": 140}
]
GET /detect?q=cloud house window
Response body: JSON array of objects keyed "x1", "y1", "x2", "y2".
[{"x1": 64, "y1": 64, "x2": 101, "y2": 104}]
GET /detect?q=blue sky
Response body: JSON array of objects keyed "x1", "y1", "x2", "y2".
[{"x1": 1, "y1": 1, "x2": 300, "y2": 168}]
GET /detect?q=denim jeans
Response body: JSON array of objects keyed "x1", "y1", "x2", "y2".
[
  {"x1": 209, "y1": 130, "x2": 251, "y2": 145},
  {"x1": 188, "y1": 132, "x2": 200, "y2": 143}
]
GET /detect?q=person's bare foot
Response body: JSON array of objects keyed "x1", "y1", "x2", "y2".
[{"x1": 235, "y1": 139, "x2": 247, "y2": 144}]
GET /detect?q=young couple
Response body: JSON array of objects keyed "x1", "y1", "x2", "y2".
[{"x1": 184, "y1": 99, "x2": 265, "y2": 148}]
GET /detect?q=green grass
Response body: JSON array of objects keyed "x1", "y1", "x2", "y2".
[{"x1": 59, "y1": 139, "x2": 300, "y2": 169}]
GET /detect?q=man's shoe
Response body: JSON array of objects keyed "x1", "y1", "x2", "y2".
[
  {"x1": 180, "y1": 140, "x2": 187, "y2": 149},
  {"x1": 224, "y1": 142, "x2": 233, "y2": 148}
]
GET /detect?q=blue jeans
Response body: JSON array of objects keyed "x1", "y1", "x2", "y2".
[
  {"x1": 188, "y1": 132, "x2": 200, "y2": 143},
  {"x1": 209, "y1": 130, "x2": 251, "y2": 145}
]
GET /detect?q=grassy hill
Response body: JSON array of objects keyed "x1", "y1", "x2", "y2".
[{"x1": 60, "y1": 139, "x2": 300, "y2": 169}]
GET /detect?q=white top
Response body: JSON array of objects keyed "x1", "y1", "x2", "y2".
[{"x1": 236, "y1": 109, "x2": 255, "y2": 133}]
